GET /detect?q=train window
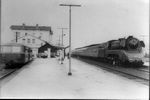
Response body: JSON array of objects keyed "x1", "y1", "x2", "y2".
[
  {"x1": 12, "y1": 46, "x2": 22, "y2": 53},
  {"x1": 1, "y1": 46, "x2": 12, "y2": 53}
]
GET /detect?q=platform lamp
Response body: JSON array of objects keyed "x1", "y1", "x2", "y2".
[
  {"x1": 59, "y1": 4, "x2": 81, "y2": 76},
  {"x1": 0, "y1": 0, "x2": 1, "y2": 53}
]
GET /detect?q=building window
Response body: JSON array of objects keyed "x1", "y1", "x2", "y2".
[
  {"x1": 27, "y1": 39, "x2": 30, "y2": 43},
  {"x1": 32, "y1": 39, "x2": 35, "y2": 43},
  {"x1": 22, "y1": 38, "x2": 25, "y2": 43}
]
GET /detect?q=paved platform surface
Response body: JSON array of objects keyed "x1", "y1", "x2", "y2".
[{"x1": 0, "y1": 58, "x2": 149, "y2": 99}]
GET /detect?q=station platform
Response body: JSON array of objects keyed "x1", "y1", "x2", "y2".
[{"x1": 0, "y1": 58, "x2": 149, "y2": 99}]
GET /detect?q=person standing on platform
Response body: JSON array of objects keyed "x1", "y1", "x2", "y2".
[
  {"x1": 58, "y1": 50, "x2": 61, "y2": 61},
  {"x1": 63, "y1": 49, "x2": 66, "y2": 59},
  {"x1": 67, "y1": 52, "x2": 70, "y2": 59},
  {"x1": 59, "y1": 49, "x2": 64, "y2": 64}
]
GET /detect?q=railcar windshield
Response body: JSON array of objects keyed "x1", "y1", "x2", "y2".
[
  {"x1": 0, "y1": 46, "x2": 12, "y2": 53},
  {"x1": 0, "y1": 45, "x2": 22, "y2": 53},
  {"x1": 12, "y1": 46, "x2": 22, "y2": 53}
]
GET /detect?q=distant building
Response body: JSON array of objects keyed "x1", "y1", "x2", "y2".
[
  {"x1": 10, "y1": 23, "x2": 53, "y2": 57},
  {"x1": 38, "y1": 42, "x2": 62, "y2": 58}
]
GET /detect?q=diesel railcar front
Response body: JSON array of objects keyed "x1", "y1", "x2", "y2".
[{"x1": 0, "y1": 43, "x2": 33, "y2": 69}]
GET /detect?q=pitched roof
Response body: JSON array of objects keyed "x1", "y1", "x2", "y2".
[
  {"x1": 2, "y1": 42, "x2": 31, "y2": 48},
  {"x1": 10, "y1": 24, "x2": 52, "y2": 33}
]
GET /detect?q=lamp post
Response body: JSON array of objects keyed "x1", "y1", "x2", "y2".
[
  {"x1": 16, "y1": 32, "x2": 19, "y2": 43},
  {"x1": 58, "y1": 35, "x2": 61, "y2": 46},
  {"x1": 0, "y1": 0, "x2": 2, "y2": 97},
  {"x1": 0, "y1": 0, "x2": 1, "y2": 53},
  {"x1": 59, "y1": 4, "x2": 81, "y2": 76}
]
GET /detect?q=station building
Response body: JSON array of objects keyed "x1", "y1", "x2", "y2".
[
  {"x1": 10, "y1": 23, "x2": 53, "y2": 58},
  {"x1": 38, "y1": 42, "x2": 64, "y2": 58}
]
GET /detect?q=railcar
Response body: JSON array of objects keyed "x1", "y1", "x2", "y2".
[
  {"x1": 0, "y1": 43, "x2": 33, "y2": 69},
  {"x1": 72, "y1": 36, "x2": 145, "y2": 66}
]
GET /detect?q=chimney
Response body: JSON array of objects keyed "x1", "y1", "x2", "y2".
[
  {"x1": 22, "y1": 23, "x2": 25, "y2": 28},
  {"x1": 36, "y1": 24, "x2": 39, "y2": 29},
  {"x1": 22, "y1": 23, "x2": 25, "y2": 26}
]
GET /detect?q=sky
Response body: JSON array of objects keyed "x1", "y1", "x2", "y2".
[{"x1": 1, "y1": 0, "x2": 149, "y2": 50}]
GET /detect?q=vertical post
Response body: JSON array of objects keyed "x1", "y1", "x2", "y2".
[
  {"x1": 59, "y1": 35, "x2": 60, "y2": 46},
  {"x1": 0, "y1": 0, "x2": 1, "y2": 53},
  {"x1": 57, "y1": 28, "x2": 68, "y2": 46},
  {"x1": 61, "y1": 29, "x2": 63, "y2": 46},
  {"x1": 59, "y1": 4, "x2": 81, "y2": 76},
  {"x1": 16, "y1": 32, "x2": 18, "y2": 43},
  {"x1": 49, "y1": 31, "x2": 51, "y2": 43},
  {"x1": 68, "y1": 6, "x2": 72, "y2": 75}
]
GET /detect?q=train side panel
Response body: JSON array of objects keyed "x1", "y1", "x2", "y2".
[
  {"x1": 87, "y1": 47, "x2": 99, "y2": 57},
  {"x1": 105, "y1": 50, "x2": 128, "y2": 62},
  {"x1": 1, "y1": 53, "x2": 27, "y2": 64}
]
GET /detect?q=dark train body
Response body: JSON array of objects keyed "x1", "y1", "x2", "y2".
[
  {"x1": 0, "y1": 43, "x2": 33, "y2": 69},
  {"x1": 72, "y1": 36, "x2": 145, "y2": 66}
]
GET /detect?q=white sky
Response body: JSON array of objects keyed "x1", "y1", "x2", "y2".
[{"x1": 1, "y1": 0, "x2": 149, "y2": 50}]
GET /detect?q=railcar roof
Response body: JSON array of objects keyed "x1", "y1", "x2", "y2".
[{"x1": 1, "y1": 43, "x2": 30, "y2": 47}]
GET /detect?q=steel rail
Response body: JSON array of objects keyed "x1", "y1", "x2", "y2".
[
  {"x1": 74, "y1": 57, "x2": 149, "y2": 85},
  {"x1": 0, "y1": 69, "x2": 17, "y2": 80}
]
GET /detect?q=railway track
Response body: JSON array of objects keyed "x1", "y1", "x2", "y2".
[
  {"x1": 131, "y1": 67, "x2": 149, "y2": 73},
  {"x1": 74, "y1": 57, "x2": 149, "y2": 86},
  {"x1": 0, "y1": 61, "x2": 33, "y2": 80},
  {"x1": 0, "y1": 68, "x2": 17, "y2": 80}
]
